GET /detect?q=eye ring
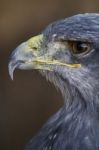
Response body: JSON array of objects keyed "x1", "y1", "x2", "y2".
[{"x1": 68, "y1": 41, "x2": 92, "y2": 56}]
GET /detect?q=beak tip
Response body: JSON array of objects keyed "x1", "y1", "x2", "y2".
[
  {"x1": 8, "y1": 62, "x2": 15, "y2": 80},
  {"x1": 8, "y1": 65, "x2": 13, "y2": 80},
  {"x1": 10, "y1": 75, "x2": 14, "y2": 80},
  {"x1": 9, "y1": 71, "x2": 14, "y2": 80}
]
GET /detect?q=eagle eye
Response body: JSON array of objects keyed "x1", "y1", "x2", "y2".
[{"x1": 69, "y1": 41, "x2": 91, "y2": 56}]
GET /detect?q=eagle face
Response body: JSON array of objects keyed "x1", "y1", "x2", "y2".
[
  {"x1": 8, "y1": 13, "x2": 99, "y2": 150},
  {"x1": 9, "y1": 13, "x2": 99, "y2": 103}
]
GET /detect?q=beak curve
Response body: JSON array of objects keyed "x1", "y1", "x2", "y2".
[
  {"x1": 8, "y1": 42, "x2": 29, "y2": 80},
  {"x1": 8, "y1": 60, "x2": 24, "y2": 80},
  {"x1": 8, "y1": 34, "x2": 44, "y2": 80}
]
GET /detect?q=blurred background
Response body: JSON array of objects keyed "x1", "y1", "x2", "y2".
[{"x1": 0, "y1": 0, "x2": 99, "y2": 150}]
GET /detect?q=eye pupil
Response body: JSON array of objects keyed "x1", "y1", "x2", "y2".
[
  {"x1": 69, "y1": 41, "x2": 91, "y2": 55},
  {"x1": 76, "y1": 42, "x2": 88, "y2": 53}
]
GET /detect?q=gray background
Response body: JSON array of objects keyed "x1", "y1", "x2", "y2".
[{"x1": 0, "y1": 0, "x2": 99, "y2": 150}]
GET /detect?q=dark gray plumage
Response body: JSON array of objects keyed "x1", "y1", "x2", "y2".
[{"x1": 9, "y1": 13, "x2": 99, "y2": 150}]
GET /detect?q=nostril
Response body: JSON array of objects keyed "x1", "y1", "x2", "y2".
[{"x1": 32, "y1": 47, "x2": 37, "y2": 50}]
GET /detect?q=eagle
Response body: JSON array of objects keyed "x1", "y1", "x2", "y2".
[{"x1": 8, "y1": 13, "x2": 99, "y2": 150}]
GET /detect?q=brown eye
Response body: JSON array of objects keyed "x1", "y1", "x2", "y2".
[{"x1": 69, "y1": 41, "x2": 91, "y2": 55}]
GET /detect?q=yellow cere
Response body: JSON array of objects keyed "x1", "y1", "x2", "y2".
[{"x1": 28, "y1": 34, "x2": 43, "y2": 49}]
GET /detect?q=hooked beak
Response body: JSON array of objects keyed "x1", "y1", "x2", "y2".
[{"x1": 8, "y1": 34, "x2": 44, "y2": 80}]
